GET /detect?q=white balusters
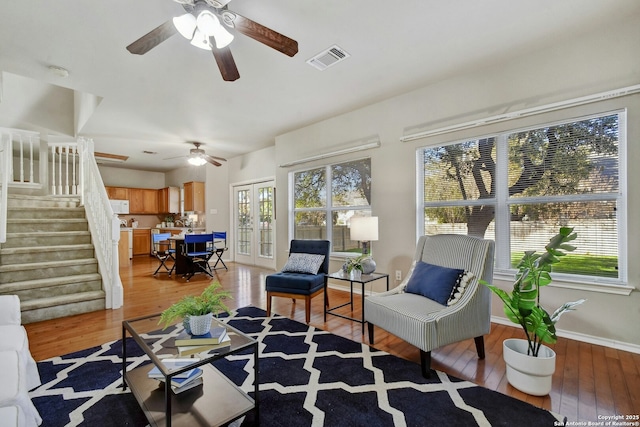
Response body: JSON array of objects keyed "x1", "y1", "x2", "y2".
[{"x1": 50, "y1": 143, "x2": 80, "y2": 195}]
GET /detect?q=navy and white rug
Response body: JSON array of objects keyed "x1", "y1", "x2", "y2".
[{"x1": 31, "y1": 306, "x2": 564, "y2": 426}]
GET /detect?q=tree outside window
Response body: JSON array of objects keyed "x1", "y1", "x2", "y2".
[
  {"x1": 420, "y1": 113, "x2": 623, "y2": 281},
  {"x1": 293, "y1": 158, "x2": 372, "y2": 253}
]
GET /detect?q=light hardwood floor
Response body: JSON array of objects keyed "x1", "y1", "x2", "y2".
[{"x1": 25, "y1": 257, "x2": 640, "y2": 422}]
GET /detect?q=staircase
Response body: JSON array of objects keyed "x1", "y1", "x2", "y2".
[{"x1": 0, "y1": 194, "x2": 106, "y2": 323}]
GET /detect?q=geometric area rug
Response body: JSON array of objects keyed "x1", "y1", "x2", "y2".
[{"x1": 30, "y1": 306, "x2": 565, "y2": 426}]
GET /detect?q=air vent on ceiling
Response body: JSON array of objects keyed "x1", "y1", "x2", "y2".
[{"x1": 306, "y1": 45, "x2": 350, "y2": 71}]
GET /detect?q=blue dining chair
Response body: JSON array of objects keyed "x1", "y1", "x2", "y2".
[
  {"x1": 182, "y1": 233, "x2": 215, "y2": 281},
  {"x1": 152, "y1": 232, "x2": 175, "y2": 276}
]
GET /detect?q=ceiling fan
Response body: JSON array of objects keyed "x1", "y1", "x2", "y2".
[
  {"x1": 164, "y1": 142, "x2": 227, "y2": 166},
  {"x1": 126, "y1": 0, "x2": 299, "y2": 81}
]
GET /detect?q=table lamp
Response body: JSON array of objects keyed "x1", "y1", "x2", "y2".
[{"x1": 350, "y1": 216, "x2": 379, "y2": 273}]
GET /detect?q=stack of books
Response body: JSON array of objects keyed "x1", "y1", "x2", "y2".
[
  {"x1": 147, "y1": 358, "x2": 204, "y2": 394},
  {"x1": 174, "y1": 326, "x2": 231, "y2": 356}
]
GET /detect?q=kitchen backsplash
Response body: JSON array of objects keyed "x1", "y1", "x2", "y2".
[{"x1": 117, "y1": 214, "x2": 205, "y2": 229}]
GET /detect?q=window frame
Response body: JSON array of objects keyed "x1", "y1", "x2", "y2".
[
  {"x1": 289, "y1": 157, "x2": 372, "y2": 257},
  {"x1": 416, "y1": 110, "x2": 631, "y2": 295}
]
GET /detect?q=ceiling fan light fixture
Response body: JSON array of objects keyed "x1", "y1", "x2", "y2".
[
  {"x1": 188, "y1": 156, "x2": 207, "y2": 166},
  {"x1": 196, "y1": 10, "x2": 219, "y2": 36},
  {"x1": 211, "y1": 25, "x2": 234, "y2": 48},
  {"x1": 173, "y1": 13, "x2": 197, "y2": 39},
  {"x1": 197, "y1": 10, "x2": 234, "y2": 48},
  {"x1": 190, "y1": 28, "x2": 212, "y2": 50}
]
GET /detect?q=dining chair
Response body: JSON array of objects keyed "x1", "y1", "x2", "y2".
[
  {"x1": 152, "y1": 232, "x2": 175, "y2": 276},
  {"x1": 212, "y1": 231, "x2": 228, "y2": 271},
  {"x1": 182, "y1": 233, "x2": 215, "y2": 281}
]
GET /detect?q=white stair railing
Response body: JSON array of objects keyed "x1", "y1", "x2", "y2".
[
  {"x1": 0, "y1": 136, "x2": 10, "y2": 243},
  {"x1": 2, "y1": 130, "x2": 123, "y2": 309},
  {"x1": 78, "y1": 138, "x2": 123, "y2": 309},
  {"x1": 49, "y1": 142, "x2": 80, "y2": 196},
  {"x1": 0, "y1": 128, "x2": 41, "y2": 243}
]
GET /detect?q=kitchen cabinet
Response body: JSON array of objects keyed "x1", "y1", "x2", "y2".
[
  {"x1": 132, "y1": 229, "x2": 151, "y2": 256},
  {"x1": 129, "y1": 188, "x2": 158, "y2": 214},
  {"x1": 157, "y1": 187, "x2": 179, "y2": 213},
  {"x1": 106, "y1": 186, "x2": 129, "y2": 200},
  {"x1": 184, "y1": 181, "x2": 205, "y2": 212},
  {"x1": 118, "y1": 229, "x2": 132, "y2": 266}
]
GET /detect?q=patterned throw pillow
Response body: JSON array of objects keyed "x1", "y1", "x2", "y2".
[
  {"x1": 447, "y1": 271, "x2": 475, "y2": 306},
  {"x1": 282, "y1": 253, "x2": 325, "y2": 274}
]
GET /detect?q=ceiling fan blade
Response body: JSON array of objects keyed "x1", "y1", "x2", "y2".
[
  {"x1": 203, "y1": 154, "x2": 222, "y2": 166},
  {"x1": 210, "y1": 41, "x2": 240, "y2": 81},
  {"x1": 222, "y1": 11, "x2": 298, "y2": 57},
  {"x1": 207, "y1": 154, "x2": 227, "y2": 162},
  {"x1": 126, "y1": 20, "x2": 177, "y2": 55},
  {"x1": 162, "y1": 155, "x2": 187, "y2": 160}
]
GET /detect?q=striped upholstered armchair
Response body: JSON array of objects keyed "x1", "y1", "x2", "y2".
[{"x1": 365, "y1": 234, "x2": 494, "y2": 378}]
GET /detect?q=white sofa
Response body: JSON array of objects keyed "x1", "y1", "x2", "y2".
[{"x1": 0, "y1": 295, "x2": 42, "y2": 427}]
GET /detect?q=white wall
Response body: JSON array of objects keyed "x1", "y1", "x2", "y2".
[
  {"x1": 98, "y1": 165, "x2": 165, "y2": 189},
  {"x1": 258, "y1": 16, "x2": 640, "y2": 349},
  {"x1": 204, "y1": 161, "x2": 229, "y2": 234},
  {"x1": 165, "y1": 166, "x2": 205, "y2": 188}
]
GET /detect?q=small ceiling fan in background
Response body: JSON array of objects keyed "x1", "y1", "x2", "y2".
[
  {"x1": 163, "y1": 142, "x2": 227, "y2": 166},
  {"x1": 126, "y1": 0, "x2": 299, "y2": 81}
]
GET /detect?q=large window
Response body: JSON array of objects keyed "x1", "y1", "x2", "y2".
[
  {"x1": 291, "y1": 158, "x2": 372, "y2": 253},
  {"x1": 418, "y1": 112, "x2": 625, "y2": 284}
]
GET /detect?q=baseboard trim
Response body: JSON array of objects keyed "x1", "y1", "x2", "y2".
[{"x1": 490, "y1": 315, "x2": 640, "y2": 355}]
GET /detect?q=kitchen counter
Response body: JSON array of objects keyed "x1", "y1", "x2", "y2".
[
  {"x1": 158, "y1": 227, "x2": 206, "y2": 232},
  {"x1": 120, "y1": 227, "x2": 151, "y2": 230}
]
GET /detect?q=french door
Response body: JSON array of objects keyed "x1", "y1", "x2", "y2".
[{"x1": 233, "y1": 181, "x2": 275, "y2": 269}]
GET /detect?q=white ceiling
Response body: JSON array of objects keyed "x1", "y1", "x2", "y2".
[{"x1": 1, "y1": 0, "x2": 638, "y2": 171}]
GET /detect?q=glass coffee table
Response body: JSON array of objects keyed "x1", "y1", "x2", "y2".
[{"x1": 122, "y1": 313, "x2": 258, "y2": 427}]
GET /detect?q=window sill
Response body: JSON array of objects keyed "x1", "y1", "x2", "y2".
[
  {"x1": 493, "y1": 270, "x2": 634, "y2": 296},
  {"x1": 330, "y1": 252, "x2": 363, "y2": 259}
]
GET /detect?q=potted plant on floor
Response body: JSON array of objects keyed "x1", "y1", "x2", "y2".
[
  {"x1": 482, "y1": 226, "x2": 586, "y2": 396},
  {"x1": 159, "y1": 282, "x2": 233, "y2": 335}
]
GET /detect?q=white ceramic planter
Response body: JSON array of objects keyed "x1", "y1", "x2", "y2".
[
  {"x1": 503, "y1": 338, "x2": 556, "y2": 396},
  {"x1": 188, "y1": 312, "x2": 213, "y2": 336}
]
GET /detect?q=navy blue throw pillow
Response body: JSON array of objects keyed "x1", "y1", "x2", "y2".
[{"x1": 405, "y1": 261, "x2": 464, "y2": 305}]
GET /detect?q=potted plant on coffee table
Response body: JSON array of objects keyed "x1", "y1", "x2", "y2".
[
  {"x1": 159, "y1": 282, "x2": 233, "y2": 335},
  {"x1": 482, "y1": 226, "x2": 586, "y2": 396}
]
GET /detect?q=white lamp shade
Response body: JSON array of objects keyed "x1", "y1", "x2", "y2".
[
  {"x1": 211, "y1": 25, "x2": 234, "y2": 48},
  {"x1": 196, "y1": 10, "x2": 234, "y2": 49},
  {"x1": 196, "y1": 10, "x2": 220, "y2": 37},
  {"x1": 350, "y1": 216, "x2": 378, "y2": 241},
  {"x1": 173, "y1": 13, "x2": 197, "y2": 39},
  {"x1": 190, "y1": 29, "x2": 211, "y2": 50}
]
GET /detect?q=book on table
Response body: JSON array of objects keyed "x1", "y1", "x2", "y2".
[
  {"x1": 165, "y1": 367, "x2": 203, "y2": 388},
  {"x1": 171, "y1": 377, "x2": 203, "y2": 394},
  {"x1": 177, "y1": 333, "x2": 231, "y2": 356},
  {"x1": 147, "y1": 358, "x2": 201, "y2": 379},
  {"x1": 151, "y1": 366, "x2": 203, "y2": 389},
  {"x1": 174, "y1": 326, "x2": 228, "y2": 346}
]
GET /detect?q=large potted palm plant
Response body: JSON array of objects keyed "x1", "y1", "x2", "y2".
[{"x1": 482, "y1": 227, "x2": 585, "y2": 395}]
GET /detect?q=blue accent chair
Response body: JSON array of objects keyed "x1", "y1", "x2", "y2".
[{"x1": 266, "y1": 239, "x2": 331, "y2": 324}]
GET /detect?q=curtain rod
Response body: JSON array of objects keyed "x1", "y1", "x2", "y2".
[
  {"x1": 400, "y1": 84, "x2": 640, "y2": 143},
  {"x1": 279, "y1": 138, "x2": 380, "y2": 168}
]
